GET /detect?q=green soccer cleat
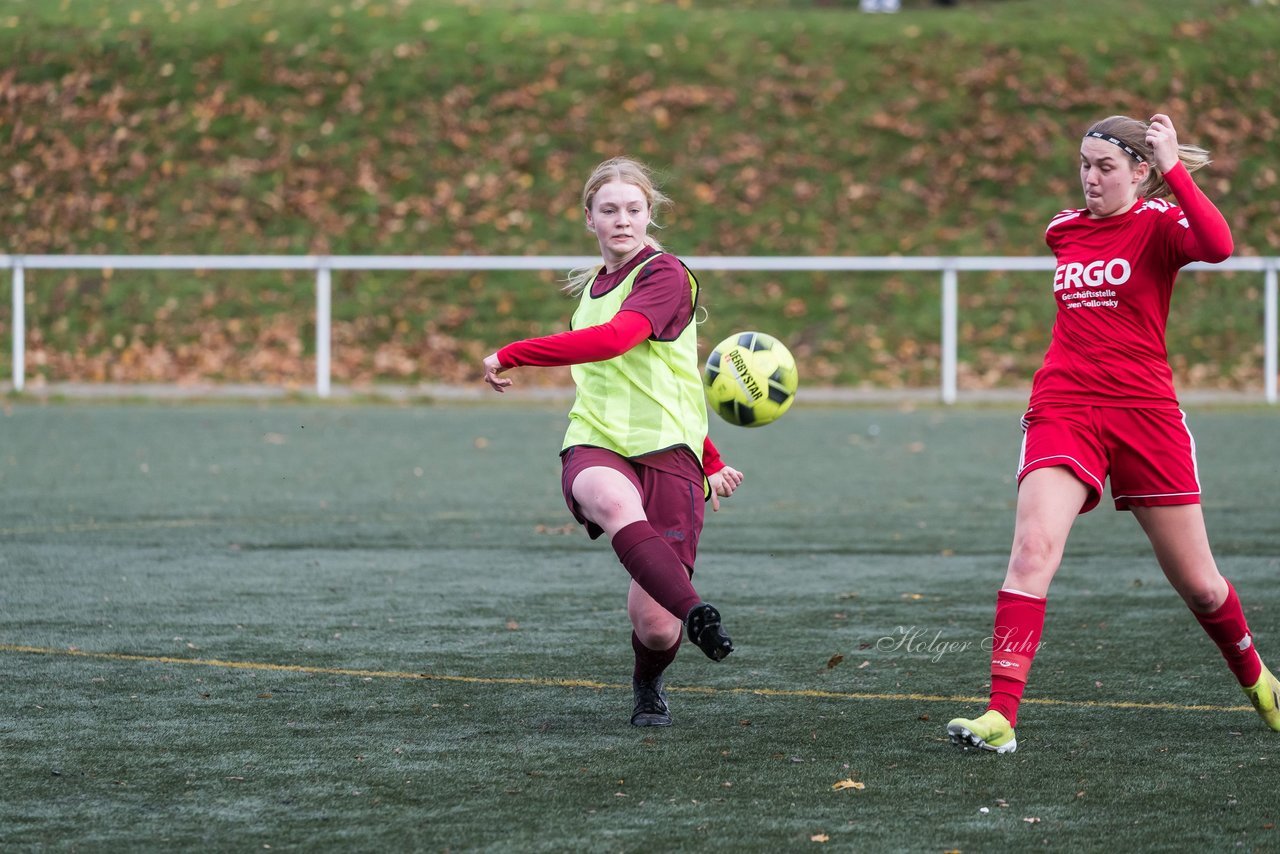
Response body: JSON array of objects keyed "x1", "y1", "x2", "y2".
[
  {"x1": 947, "y1": 710, "x2": 1017, "y2": 753},
  {"x1": 1243, "y1": 665, "x2": 1280, "y2": 732}
]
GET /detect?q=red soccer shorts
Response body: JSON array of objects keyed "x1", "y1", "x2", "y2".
[
  {"x1": 1017, "y1": 404, "x2": 1201, "y2": 513},
  {"x1": 560, "y1": 445, "x2": 705, "y2": 570}
]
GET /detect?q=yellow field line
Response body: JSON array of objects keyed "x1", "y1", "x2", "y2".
[{"x1": 0, "y1": 643, "x2": 1252, "y2": 714}]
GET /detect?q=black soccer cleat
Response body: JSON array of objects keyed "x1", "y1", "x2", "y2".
[
  {"x1": 630, "y1": 675, "x2": 672, "y2": 727},
  {"x1": 685, "y1": 602, "x2": 734, "y2": 662}
]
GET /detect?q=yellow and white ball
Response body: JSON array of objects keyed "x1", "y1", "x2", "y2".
[{"x1": 703, "y1": 331, "x2": 798, "y2": 427}]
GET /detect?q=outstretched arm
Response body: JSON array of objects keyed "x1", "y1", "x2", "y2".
[{"x1": 482, "y1": 311, "x2": 653, "y2": 392}]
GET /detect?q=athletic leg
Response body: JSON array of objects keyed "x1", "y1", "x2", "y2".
[
  {"x1": 1002, "y1": 465, "x2": 1091, "y2": 597},
  {"x1": 1132, "y1": 504, "x2": 1278, "y2": 730},
  {"x1": 992, "y1": 465, "x2": 1087, "y2": 717},
  {"x1": 629, "y1": 578, "x2": 684, "y2": 654},
  {"x1": 948, "y1": 466, "x2": 1088, "y2": 752},
  {"x1": 1131, "y1": 504, "x2": 1227, "y2": 613},
  {"x1": 572, "y1": 466, "x2": 702, "y2": 620},
  {"x1": 572, "y1": 464, "x2": 732, "y2": 661},
  {"x1": 627, "y1": 580, "x2": 683, "y2": 726},
  {"x1": 571, "y1": 465, "x2": 649, "y2": 538}
]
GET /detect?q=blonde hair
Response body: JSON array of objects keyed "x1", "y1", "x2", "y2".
[
  {"x1": 1084, "y1": 115, "x2": 1212, "y2": 199},
  {"x1": 563, "y1": 157, "x2": 672, "y2": 296}
]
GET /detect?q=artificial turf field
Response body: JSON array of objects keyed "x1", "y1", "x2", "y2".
[{"x1": 2, "y1": 400, "x2": 1279, "y2": 851}]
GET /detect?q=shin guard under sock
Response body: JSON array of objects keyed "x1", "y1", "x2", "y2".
[
  {"x1": 1193, "y1": 580, "x2": 1263, "y2": 686},
  {"x1": 987, "y1": 589, "x2": 1047, "y2": 728},
  {"x1": 611, "y1": 520, "x2": 701, "y2": 621}
]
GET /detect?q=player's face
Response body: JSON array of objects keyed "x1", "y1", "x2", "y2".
[
  {"x1": 586, "y1": 181, "x2": 652, "y2": 267},
  {"x1": 1079, "y1": 138, "x2": 1145, "y2": 218}
]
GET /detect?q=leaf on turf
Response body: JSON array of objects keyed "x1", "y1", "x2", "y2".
[
  {"x1": 810, "y1": 834, "x2": 829, "y2": 843},
  {"x1": 505, "y1": 619, "x2": 520, "y2": 630},
  {"x1": 831, "y1": 779, "x2": 865, "y2": 791},
  {"x1": 825, "y1": 653, "x2": 844, "y2": 669}
]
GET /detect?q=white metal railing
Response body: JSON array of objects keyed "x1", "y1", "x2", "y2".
[{"x1": 2, "y1": 254, "x2": 1277, "y2": 404}]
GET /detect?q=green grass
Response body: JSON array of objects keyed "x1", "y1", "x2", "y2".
[
  {"x1": 3, "y1": 401, "x2": 1280, "y2": 849},
  {"x1": 1, "y1": 0, "x2": 1278, "y2": 390}
]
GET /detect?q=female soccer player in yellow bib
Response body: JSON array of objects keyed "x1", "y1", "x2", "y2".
[{"x1": 483, "y1": 157, "x2": 743, "y2": 727}]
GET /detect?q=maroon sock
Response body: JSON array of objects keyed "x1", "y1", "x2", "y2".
[
  {"x1": 610, "y1": 521, "x2": 701, "y2": 620},
  {"x1": 987, "y1": 589, "x2": 1047, "y2": 728},
  {"x1": 632, "y1": 631, "x2": 681, "y2": 683},
  {"x1": 1193, "y1": 580, "x2": 1263, "y2": 686}
]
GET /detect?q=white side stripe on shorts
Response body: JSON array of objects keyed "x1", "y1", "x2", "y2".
[{"x1": 1017, "y1": 454, "x2": 1105, "y2": 495}]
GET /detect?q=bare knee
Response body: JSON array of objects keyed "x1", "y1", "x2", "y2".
[
  {"x1": 1178, "y1": 578, "x2": 1228, "y2": 614},
  {"x1": 582, "y1": 493, "x2": 634, "y2": 531},
  {"x1": 632, "y1": 610, "x2": 682, "y2": 649},
  {"x1": 573, "y1": 471, "x2": 645, "y2": 534},
  {"x1": 1006, "y1": 530, "x2": 1063, "y2": 591}
]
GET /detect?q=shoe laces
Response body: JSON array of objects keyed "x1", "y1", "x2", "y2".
[{"x1": 634, "y1": 679, "x2": 667, "y2": 713}]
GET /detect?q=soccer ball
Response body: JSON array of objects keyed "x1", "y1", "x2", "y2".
[{"x1": 703, "y1": 331, "x2": 798, "y2": 427}]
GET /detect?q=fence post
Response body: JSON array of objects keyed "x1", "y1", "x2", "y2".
[
  {"x1": 316, "y1": 262, "x2": 331, "y2": 398},
  {"x1": 941, "y1": 263, "x2": 957, "y2": 404},
  {"x1": 11, "y1": 261, "x2": 24, "y2": 393},
  {"x1": 1266, "y1": 259, "x2": 1277, "y2": 405}
]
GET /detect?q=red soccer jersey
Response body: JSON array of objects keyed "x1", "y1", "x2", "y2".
[{"x1": 1030, "y1": 163, "x2": 1232, "y2": 408}]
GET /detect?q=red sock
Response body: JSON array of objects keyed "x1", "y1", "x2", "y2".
[
  {"x1": 610, "y1": 521, "x2": 701, "y2": 621},
  {"x1": 1193, "y1": 580, "x2": 1263, "y2": 686},
  {"x1": 632, "y1": 631, "x2": 681, "y2": 682},
  {"x1": 987, "y1": 589, "x2": 1047, "y2": 728}
]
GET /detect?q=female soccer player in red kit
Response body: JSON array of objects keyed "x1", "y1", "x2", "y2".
[
  {"x1": 947, "y1": 114, "x2": 1280, "y2": 753},
  {"x1": 482, "y1": 157, "x2": 743, "y2": 727}
]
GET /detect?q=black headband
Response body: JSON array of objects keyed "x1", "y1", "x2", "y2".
[{"x1": 1084, "y1": 131, "x2": 1145, "y2": 163}]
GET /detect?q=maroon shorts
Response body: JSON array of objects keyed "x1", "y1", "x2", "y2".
[
  {"x1": 1017, "y1": 404, "x2": 1202, "y2": 514},
  {"x1": 560, "y1": 445, "x2": 705, "y2": 569}
]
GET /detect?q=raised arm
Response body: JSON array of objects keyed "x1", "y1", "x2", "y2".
[{"x1": 1147, "y1": 113, "x2": 1233, "y2": 263}]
